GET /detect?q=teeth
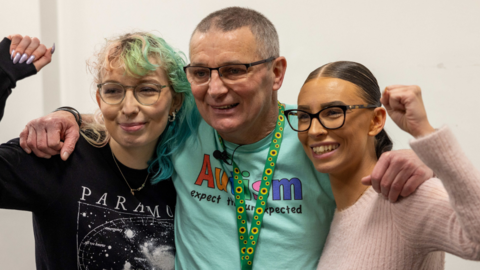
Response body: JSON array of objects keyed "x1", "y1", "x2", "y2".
[
  {"x1": 313, "y1": 144, "x2": 339, "y2": 155},
  {"x1": 216, "y1": 104, "x2": 236, "y2": 109}
]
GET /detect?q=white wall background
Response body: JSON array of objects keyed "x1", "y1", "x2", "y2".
[{"x1": 1, "y1": 0, "x2": 480, "y2": 268}]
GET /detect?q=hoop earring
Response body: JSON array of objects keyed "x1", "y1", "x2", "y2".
[{"x1": 168, "y1": 111, "x2": 176, "y2": 122}]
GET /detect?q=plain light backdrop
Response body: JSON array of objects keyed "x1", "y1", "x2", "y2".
[{"x1": 1, "y1": 0, "x2": 480, "y2": 269}]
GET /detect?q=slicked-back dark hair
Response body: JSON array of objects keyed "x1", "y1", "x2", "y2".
[
  {"x1": 193, "y1": 7, "x2": 279, "y2": 58},
  {"x1": 305, "y1": 61, "x2": 393, "y2": 159}
]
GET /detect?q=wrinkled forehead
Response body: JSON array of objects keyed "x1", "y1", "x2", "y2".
[{"x1": 189, "y1": 27, "x2": 261, "y2": 63}]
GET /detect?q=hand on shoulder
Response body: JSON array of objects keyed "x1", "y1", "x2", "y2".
[
  {"x1": 360, "y1": 85, "x2": 437, "y2": 202},
  {"x1": 362, "y1": 149, "x2": 434, "y2": 202}
]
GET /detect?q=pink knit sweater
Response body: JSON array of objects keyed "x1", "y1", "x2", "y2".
[{"x1": 317, "y1": 126, "x2": 480, "y2": 269}]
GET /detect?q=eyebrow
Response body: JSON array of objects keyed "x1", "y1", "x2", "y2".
[
  {"x1": 102, "y1": 79, "x2": 162, "y2": 85},
  {"x1": 320, "y1": 101, "x2": 347, "y2": 108},
  {"x1": 103, "y1": 80, "x2": 120, "y2": 84},
  {"x1": 138, "y1": 79, "x2": 162, "y2": 84},
  {"x1": 189, "y1": 60, "x2": 247, "y2": 67},
  {"x1": 298, "y1": 100, "x2": 347, "y2": 111}
]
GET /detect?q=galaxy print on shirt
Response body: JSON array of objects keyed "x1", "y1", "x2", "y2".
[{"x1": 77, "y1": 186, "x2": 175, "y2": 270}]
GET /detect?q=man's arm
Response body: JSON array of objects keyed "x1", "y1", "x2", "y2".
[
  {"x1": 19, "y1": 112, "x2": 91, "y2": 160},
  {"x1": 362, "y1": 149, "x2": 433, "y2": 202},
  {"x1": 20, "y1": 113, "x2": 433, "y2": 202}
]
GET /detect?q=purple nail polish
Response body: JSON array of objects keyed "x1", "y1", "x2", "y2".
[
  {"x1": 11, "y1": 50, "x2": 15, "y2": 60},
  {"x1": 26, "y1": 55, "x2": 35, "y2": 65},
  {"x1": 51, "y1": 43, "x2": 55, "y2": 54},
  {"x1": 13, "y1": 52, "x2": 21, "y2": 64},
  {"x1": 19, "y1": 53, "x2": 28, "y2": 64}
]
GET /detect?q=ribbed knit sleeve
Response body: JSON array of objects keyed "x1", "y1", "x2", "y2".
[{"x1": 393, "y1": 126, "x2": 480, "y2": 260}]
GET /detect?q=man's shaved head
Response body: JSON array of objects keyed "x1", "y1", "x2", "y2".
[{"x1": 192, "y1": 7, "x2": 279, "y2": 59}]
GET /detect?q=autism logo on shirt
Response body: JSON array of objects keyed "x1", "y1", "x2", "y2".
[{"x1": 194, "y1": 154, "x2": 303, "y2": 201}]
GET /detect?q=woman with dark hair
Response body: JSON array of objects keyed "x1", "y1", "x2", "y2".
[{"x1": 284, "y1": 61, "x2": 480, "y2": 269}]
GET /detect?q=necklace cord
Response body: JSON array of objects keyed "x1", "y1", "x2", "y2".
[{"x1": 111, "y1": 150, "x2": 150, "y2": 196}]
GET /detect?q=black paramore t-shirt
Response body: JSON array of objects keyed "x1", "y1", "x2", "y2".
[
  {"x1": 0, "y1": 136, "x2": 176, "y2": 270},
  {"x1": 0, "y1": 37, "x2": 176, "y2": 270}
]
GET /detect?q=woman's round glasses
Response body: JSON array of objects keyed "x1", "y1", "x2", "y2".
[
  {"x1": 284, "y1": 104, "x2": 379, "y2": 132},
  {"x1": 97, "y1": 82, "x2": 169, "y2": 106}
]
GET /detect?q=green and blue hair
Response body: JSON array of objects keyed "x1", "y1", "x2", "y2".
[{"x1": 86, "y1": 32, "x2": 200, "y2": 183}]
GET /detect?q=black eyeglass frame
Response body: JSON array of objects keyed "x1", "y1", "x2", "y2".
[
  {"x1": 97, "y1": 82, "x2": 169, "y2": 106},
  {"x1": 283, "y1": 104, "x2": 379, "y2": 132},
  {"x1": 183, "y1": 56, "x2": 277, "y2": 85}
]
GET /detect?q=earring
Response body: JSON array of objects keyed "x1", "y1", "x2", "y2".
[{"x1": 168, "y1": 111, "x2": 176, "y2": 122}]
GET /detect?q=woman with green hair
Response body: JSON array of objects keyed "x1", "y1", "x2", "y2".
[{"x1": 0, "y1": 32, "x2": 199, "y2": 269}]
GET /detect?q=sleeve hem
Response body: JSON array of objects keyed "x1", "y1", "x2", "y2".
[{"x1": 0, "y1": 37, "x2": 37, "y2": 88}]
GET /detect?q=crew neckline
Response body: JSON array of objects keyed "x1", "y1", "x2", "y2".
[
  {"x1": 220, "y1": 130, "x2": 274, "y2": 154},
  {"x1": 97, "y1": 139, "x2": 150, "y2": 186},
  {"x1": 335, "y1": 186, "x2": 377, "y2": 215}
]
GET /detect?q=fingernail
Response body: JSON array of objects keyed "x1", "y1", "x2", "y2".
[
  {"x1": 51, "y1": 43, "x2": 55, "y2": 54},
  {"x1": 26, "y1": 55, "x2": 35, "y2": 65},
  {"x1": 19, "y1": 53, "x2": 28, "y2": 64},
  {"x1": 11, "y1": 50, "x2": 15, "y2": 60},
  {"x1": 62, "y1": 151, "x2": 69, "y2": 160},
  {"x1": 13, "y1": 52, "x2": 21, "y2": 64},
  {"x1": 23, "y1": 147, "x2": 31, "y2": 154}
]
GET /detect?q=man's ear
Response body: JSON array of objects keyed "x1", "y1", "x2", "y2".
[
  {"x1": 369, "y1": 107, "x2": 387, "y2": 136},
  {"x1": 272, "y1": 56, "x2": 287, "y2": 92}
]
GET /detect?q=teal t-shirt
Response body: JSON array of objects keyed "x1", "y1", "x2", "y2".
[{"x1": 172, "y1": 104, "x2": 336, "y2": 270}]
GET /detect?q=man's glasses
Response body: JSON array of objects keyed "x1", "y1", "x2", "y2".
[
  {"x1": 284, "y1": 104, "x2": 379, "y2": 132},
  {"x1": 183, "y1": 57, "x2": 276, "y2": 86},
  {"x1": 97, "y1": 82, "x2": 169, "y2": 106}
]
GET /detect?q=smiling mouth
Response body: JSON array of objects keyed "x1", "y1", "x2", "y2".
[
  {"x1": 312, "y1": 144, "x2": 340, "y2": 155},
  {"x1": 120, "y1": 123, "x2": 146, "y2": 132},
  {"x1": 211, "y1": 103, "x2": 239, "y2": 110}
]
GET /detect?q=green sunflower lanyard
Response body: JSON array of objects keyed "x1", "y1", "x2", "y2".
[{"x1": 216, "y1": 102, "x2": 286, "y2": 270}]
